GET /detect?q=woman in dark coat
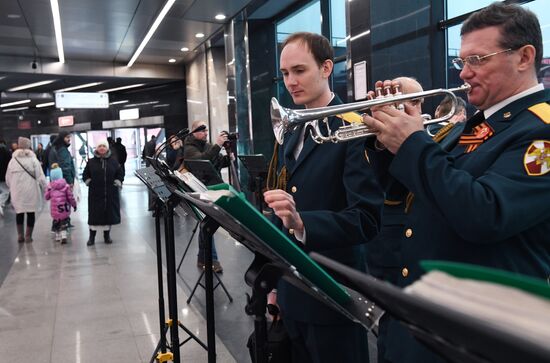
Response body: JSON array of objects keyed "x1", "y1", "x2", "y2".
[{"x1": 82, "y1": 139, "x2": 123, "y2": 245}]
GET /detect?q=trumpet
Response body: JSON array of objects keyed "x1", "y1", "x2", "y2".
[{"x1": 270, "y1": 83, "x2": 471, "y2": 144}]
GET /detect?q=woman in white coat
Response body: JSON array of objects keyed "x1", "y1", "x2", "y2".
[{"x1": 6, "y1": 137, "x2": 47, "y2": 242}]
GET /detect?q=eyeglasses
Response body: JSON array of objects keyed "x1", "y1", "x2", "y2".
[{"x1": 451, "y1": 48, "x2": 512, "y2": 70}]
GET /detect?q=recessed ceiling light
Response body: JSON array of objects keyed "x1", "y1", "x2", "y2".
[
  {"x1": 50, "y1": 0, "x2": 65, "y2": 63},
  {"x1": 7, "y1": 14, "x2": 21, "y2": 19},
  {"x1": 127, "y1": 0, "x2": 176, "y2": 67},
  {"x1": 7, "y1": 80, "x2": 56, "y2": 92},
  {"x1": 0, "y1": 99, "x2": 31, "y2": 108},
  {"x1": 2, "y1": 106, "x2": 29, "y2": 112},
  {"x1": 55, "y1": 82, "x2": 103, "y2": 92},
  {"x1": 215, "y1": 14, "x2": 226, "y2": 20},
  {"x1": 195, "y1": 33, "x2": 205, "y2": 38},
  {"x1": 168, "y1": 58, "x2": 176, "y2": 63},
  {"x1": 99, "y1": 83, "x2": 145, "y2": 93},
  {"x1": 180, "y1": 47, "x2": 189, "y2": 52},
  {"x1": 36, "y1": 102, "x2": 55, "y2": 108}
]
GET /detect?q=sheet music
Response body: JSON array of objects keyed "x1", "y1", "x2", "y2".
[
  {"x1": 174, "y1": 170, "x2": 208, "y2": 192},
  {"x1": 405, "y1": 271, "x2": 550, "y2": 347}
]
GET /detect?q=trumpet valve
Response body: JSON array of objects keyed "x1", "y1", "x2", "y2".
[{"x1": 392, "y1": 84, "x2": 405, "y2": 111}]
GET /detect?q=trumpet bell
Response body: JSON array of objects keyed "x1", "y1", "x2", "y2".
[{"x1": 270, "y1": 97, "x2": 287, "y2": 144}]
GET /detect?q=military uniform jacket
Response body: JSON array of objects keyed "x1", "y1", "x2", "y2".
[
  {"x1": 383, "y1": 89, "x2": 550, "y2": 363},
  {"x1": 274, "y1": 95, "x2": 383, "y2": 325}
]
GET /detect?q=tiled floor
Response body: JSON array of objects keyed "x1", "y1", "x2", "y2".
[{"x1": 0, "y1": 175, "x2": 254, "y2": 362}]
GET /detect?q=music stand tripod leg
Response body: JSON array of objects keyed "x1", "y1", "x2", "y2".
[
  {"x1": 244, "y1": 256, "x2": 283, "y2": 363},
  {"x1": 149, "y1": 199, "x2": 170, "y2": 363},
  {"x1": 186, "y1": 230, "x2": 234, "y2": 304},
  {"x1": 177, "y1": 220, "x2": 200, "y2": 273}
]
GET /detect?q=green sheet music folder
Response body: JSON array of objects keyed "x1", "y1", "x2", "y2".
[{"x1": 197, "y1": 183, "x2": 352, "y2": 305}]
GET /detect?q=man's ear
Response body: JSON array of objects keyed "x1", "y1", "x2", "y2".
[
  {"x1": 516, "y1": 44, "x2": 536, "y2": 72},
  {"x1": 321, "y1": 59, "x2": 333, "y2": 79}
]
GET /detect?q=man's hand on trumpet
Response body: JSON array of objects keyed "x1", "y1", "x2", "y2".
[{"x1": 362, "y1": 80, "x2": 424, "y2": 154}]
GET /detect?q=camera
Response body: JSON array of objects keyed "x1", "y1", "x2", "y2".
[
  {"x1": 222, "y1": 131, "x2": 238, "y2": 141},
  {"x1": 222, "y1": 131, "x2": 238, "y2": 149}
]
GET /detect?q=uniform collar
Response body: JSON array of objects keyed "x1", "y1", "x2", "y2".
[{"x1": 483, "y1": 83, "x2": 544, "y2": 120}]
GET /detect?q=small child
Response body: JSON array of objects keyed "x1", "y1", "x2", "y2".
[{"x1": 45, "y1": 164, "x2": 77, "y2": 244}]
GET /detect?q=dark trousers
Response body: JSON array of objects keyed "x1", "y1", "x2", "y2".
[
  {"x1": 283, "y1": 317, "x2": 369, "y2": 363},
  {"x1": 16, "y1": 212, "x2": 35, "y2": 227}
]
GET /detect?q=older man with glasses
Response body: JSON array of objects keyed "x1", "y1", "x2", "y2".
[{"x1": 363, "y1": 2, "x2": 550, "y2": 362}]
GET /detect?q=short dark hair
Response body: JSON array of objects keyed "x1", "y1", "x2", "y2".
[
  {"x1": 461, "y1": 2, "x2": 542, "y2": 72},
  {"x1": 281, "y1": 32, "x2": 334, "y2": 67},
  {"x1": 436, "y1": 96, "x2": 467, "y2": 118}
]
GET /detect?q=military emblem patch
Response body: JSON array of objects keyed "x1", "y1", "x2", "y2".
[{"x1": 524, "y1": 140, "x2": 550, "y2": 176}]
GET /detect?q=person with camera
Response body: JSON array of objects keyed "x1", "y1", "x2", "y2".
[{"x1": 184, "y1": 120, "x2": 230, "y2": 273}]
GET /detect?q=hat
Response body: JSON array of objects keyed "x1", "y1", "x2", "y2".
[
  {"x1": 96, "y1": 139, "x2": 109, "y2": 150},
  {"x1": 18, "y1": 137, "x2": 31, "y2": 150},
  {"x1": 50, "y1": 167, "x2": 63, "y2": 181}
]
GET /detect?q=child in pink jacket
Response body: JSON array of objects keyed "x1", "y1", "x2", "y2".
[{"x1": 45, "y1": 164, "x2": 76, "y2": 243}]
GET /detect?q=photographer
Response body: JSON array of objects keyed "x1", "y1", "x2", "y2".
[
  {"x1": 184, "y1": 120, "x2": 230, "y2": 175},
  {"x1": 184, "y1": 120, "x2": 230, "y2": 273}
]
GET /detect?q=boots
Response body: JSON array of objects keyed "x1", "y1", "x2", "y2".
[
  {"x1": 60, "y1": 230, "x2": 68, "y2": 244},
  {"x1": 17, "y1": 224, "x2": 24, "y2": 243},
  {"x1": 103, "y1": 230, "x2": 113, "y2": 244},
  {"x1": 25, "y1": 226, "x2": 33, "y2": 242},
  {"x1": 87, "y1": 230, "x2": 96, "y2": 246}
]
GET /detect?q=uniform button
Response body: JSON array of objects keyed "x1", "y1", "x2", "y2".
[
  {"x1": 291, "y1": 186, "x2": 298, "y2": 193},
  {"x1": 289, "y1": 228, "x2": 294, "y2": 235},
  {"x1": 405, "y1": 228, "x2": 413, "y2": 238},
  {"x1": 402, "y1": 267, "x2": 409, "y2": 278}
]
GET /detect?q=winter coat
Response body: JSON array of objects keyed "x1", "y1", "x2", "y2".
[
  {"x1": 5, "y1": 149, "x2": 47, "y2": 213},
  {"x1": 82, "y1": 150, "x2": 123, "y2": 226},
  {"x1": 49, "y1": 146, "x2": 76, "y2": 184},
  {"x1": 45, "y1": 179, "x2": 77, "y2": 220},
  {"x1": 0, "y1": 144, "x2": 10, "y2": 182}
]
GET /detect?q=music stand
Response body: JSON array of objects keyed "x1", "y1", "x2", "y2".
[
  {"x1": 185, "y1": 159, "x2": 224, "y2": 186},
  {"x1": 171, "y1": 171, "x2": 233, "y2": 305},
  {"x1": 135, "y1": 165, "x2": 207, "y2": 363},
  {"x1": 238, "y1": 154, "x2": 268, "y2": 212},
  {"x1": 310, "y1": 253, "x2": 550, "y2": 363},
  {"x1": 174, "y1": 186, "x2": 384, "y2": 363}
]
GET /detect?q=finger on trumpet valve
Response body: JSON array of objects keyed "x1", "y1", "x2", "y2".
[
  {"x1": 392, "y1": 83, "x2": 405, "y2": 111},
  {"x1": 375, "y1": 85, "x2": 384, "y2": 99},
  {"x1": 383, "y1": 80, "x2": 393, "y2": 97}
]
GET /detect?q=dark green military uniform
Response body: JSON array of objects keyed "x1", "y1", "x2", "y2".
[
  {"x1": 272, "y1": 95, "x2": 383, "y2": 363},
  {"x1": 377, "y1": 89, "x2": 550, "y2": 362}
]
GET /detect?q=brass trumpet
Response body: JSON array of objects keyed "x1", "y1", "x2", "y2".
[{"x1": 270, "y1": 83, "x2": 471, "y2": 144}]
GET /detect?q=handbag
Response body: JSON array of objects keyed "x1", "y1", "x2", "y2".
[{"x1": 247, "y1": 305, "x2": 292, "y2": 363}]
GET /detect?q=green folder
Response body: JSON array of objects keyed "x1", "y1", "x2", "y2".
[
  {"x1": 420, "y1": 260, "x2": 550, "y2": 300},
  {"x1": 204, "y1": 183, "x2": 352, "y2": 305}
]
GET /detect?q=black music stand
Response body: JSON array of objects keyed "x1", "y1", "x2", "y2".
[
  {"x1": 238, "y1": 154, "x2": 268, "y2": 212},
  {"x1": 173, "y1": 188, "x2": 384, "y2": 363},
  {"x1": 310, "y1": 253, "x2": 550, "y2": 363},
  {"x1": 185, "y1": 159, "x2": 224, "y2": 186},
  {"x1": 171, "y1": 171, "x2": 233, "y2": 305},
  {"x1": 135, "y1": 166, "x2": 207, "y2": 363}
]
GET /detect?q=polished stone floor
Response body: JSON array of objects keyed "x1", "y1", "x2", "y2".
[
  {"x1": 0, "y1": 174, "x2": 378, "y2": 363},
  {"x1": 0, "y1": 175, "x2": 254, "y2": 362}
]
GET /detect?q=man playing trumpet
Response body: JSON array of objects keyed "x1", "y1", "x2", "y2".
[
  {"x1": 363, "y1": 2, "x2": 550, "y2": 362},
  {"x1": 264, "y1": 32, "x2": 383, "y2": 363}
]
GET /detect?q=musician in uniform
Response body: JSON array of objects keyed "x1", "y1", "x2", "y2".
[
  {"x1": 362, "y1": 3, "x2": 550, "y2": 362},
  {"x1": 264, "y1": 32, "x2": 383, "y2": 363}
]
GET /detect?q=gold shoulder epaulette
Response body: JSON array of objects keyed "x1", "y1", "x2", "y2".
[
  {"x1": 528, "y1": 102, "x2": 550, "y2": 124},
  {"x1": 336, "y1": 112, "x2": 363, "y2": 124}
]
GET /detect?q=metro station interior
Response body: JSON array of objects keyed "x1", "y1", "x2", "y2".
[{"x1": 0, "y1": 0, "x2": 548, "y2": 362}]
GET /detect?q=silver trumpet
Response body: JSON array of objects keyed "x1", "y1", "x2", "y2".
[{"x1": 270, "y1": 83, "x2": 471, "y2": 144}]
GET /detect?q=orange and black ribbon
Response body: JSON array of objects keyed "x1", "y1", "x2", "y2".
[{"x1": 458, "y1": 121, "x2": 494, "y2": 153}]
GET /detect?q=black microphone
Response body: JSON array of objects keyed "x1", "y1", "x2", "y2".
[{"x1": 190, "y1": 124, "x2": 206, "y2": 134}]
